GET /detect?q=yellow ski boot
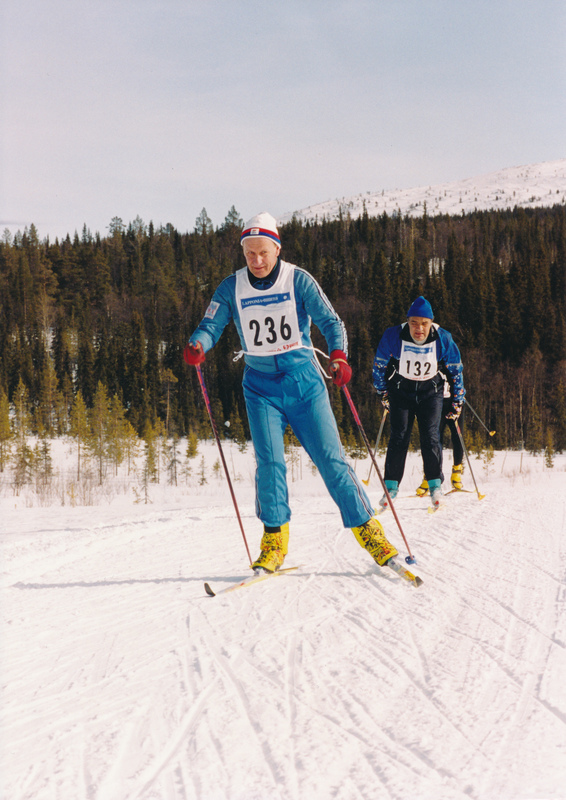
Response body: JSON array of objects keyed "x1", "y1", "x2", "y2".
[
  {"x1": 451, "y1": 464, "x2": 464, "y2": 490},
  {"x1": 416, "y1": 477, "x2": 429, "y2": 496},
  {"x1": 352, "y1": 517, "x2": 398, "y2": 566},
  {"x1": 252, "y1": 524, "x2": 289, "y2": 572}
]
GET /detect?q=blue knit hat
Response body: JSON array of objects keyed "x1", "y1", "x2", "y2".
[{"x1": 407, "y1": 296, "x2": 434, "y2": 320}]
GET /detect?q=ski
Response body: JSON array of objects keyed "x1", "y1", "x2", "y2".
[
  {"x1": 204, "y1": 560, "x2": 421, "y2": 595},
  {"x1": 380, "y1": 493, "x2": 433, "y2": 504},
  {"x1": 385, "y1": 558, "x2": 423, "y2": 587},
  {"x1": 445, "y1": 488, "x2": 485, "y2": 499},
  {"x1": 204, "y1": 566, "x2": 300, "y2": 597},
  {"x1": 427, "y1": 502, "x2": 446, "y2": 514}
]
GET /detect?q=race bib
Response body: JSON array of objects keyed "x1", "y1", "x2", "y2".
[
  {"x1": 399, "y1": 340, "x2": 438, "y2": 381},
  {"x1": 235, "y1": 262, "x2": 303, "y2": 356}
]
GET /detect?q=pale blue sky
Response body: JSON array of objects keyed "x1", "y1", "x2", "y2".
[{"x1": 2, "y1": 0, "x2": 565, "y2": 240}]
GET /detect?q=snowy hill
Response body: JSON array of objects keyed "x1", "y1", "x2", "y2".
[
  {"x1": 279, "y1": 159, "x2": 566, "y2": 224},
  {"x1": 2, "y1": 442, "x2": 566, "y2": 799}
]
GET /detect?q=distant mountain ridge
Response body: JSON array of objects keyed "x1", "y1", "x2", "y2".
[{"x1": 278, "y1": 158, "x2": 566, "y2": 224}]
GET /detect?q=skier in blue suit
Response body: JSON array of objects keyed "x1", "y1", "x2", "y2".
[
  {"x1": 372, "y1": 296, "x2": 465, "y2": 510},
  {"x1": 184, "y1": 212, "x2": 398, "y2": 572}
]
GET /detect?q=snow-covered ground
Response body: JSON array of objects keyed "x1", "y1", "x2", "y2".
[
  {"x1": 2, "y1": 442, "x2": 566, "y2": 800},
  {"x1": 278, "y1": 158, "x2": 566, "y2": 223}
]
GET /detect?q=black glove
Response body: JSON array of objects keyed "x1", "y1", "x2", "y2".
[
  {"x1": 378, "y1": 392, "x2": 390, "y2": 412},
  {"x1": 446, "y1": 401, "x2": 463, "y2": 421}
]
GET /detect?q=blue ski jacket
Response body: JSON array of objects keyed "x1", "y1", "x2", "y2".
[
  {"x1": 190, "y1": 259, "x2": 347, "y2": 373},
  {"x1": 372, "y1": 323, "x2": 466, "y2": 401}
]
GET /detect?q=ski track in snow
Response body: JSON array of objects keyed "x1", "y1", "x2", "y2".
[{"x1": 2, "y1": 448, "x2": 566, "y2": 800}]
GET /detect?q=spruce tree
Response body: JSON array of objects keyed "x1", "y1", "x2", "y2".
[
  {"x1": 146, "y1": 314, "x2": 160, "y2": 424},
  {"x1": 127, "y1": 311, "x2": 149, "y2": 433},
  {"x1": 552, "y1": 381, "x2": 566, "y2": 452},
  {"x1": 544, "y1": 429, "x2": 554, "y2": 469},
  {"x1": 90, "y1": 381, "x2": 111, "y2": 484},
  {"x1": 153, "y1": 417, "x2": 166, "y2": 483},
  {"x1": 70, "y1": 390, "x2": 91, "y2": 481},
  {"x1": 38, "y1": 356, "x2": 58, "y2": 435},
  {"x1": 228, "y1": 407, "x2": 247, "y2": 452},
  {"x1": 122, "y1": 419, "x2": 140, "y2": 475},
  {"x1": 12, "y1": 379, "x2": 34, "y2": 492},
  {"x1": 166, "y1": 431, "x2": 181, "y2": 486},
  {"x1": 77, "y1": 318, "x2": 96, "y2": 406},
  {"x1": 54, "y1": 388, "x2": 70, "y2": 435},
  {"x1": 198, "y1": 455, "x2": 207, "y2": 485},
  {"x1": 107, "y1": 394, "x2": 129, "y2": 475},
  {"x1": 52, "y1": 316, "x2": 73, "y2": 397},
  {"x1": 142, "y1": 421, "x2": 158, "y2": 483},
  {"x1": 33, "y1": 431, "x2": 53, "y2": 491},
  {"x1": 161, "y1": 368, "x2": 178, "y2": 436},
  {"x1": 526, "y1": 394, "x2": 544, "y2": 455},
  {"x1": 184, "y1": 429, "x2": 199, "y2": 483},
  {"x1": 0, "y1": 389, "x2": 13, "y2": 472},
  {"x1": 195, "y1": 208, "x2": 213, "y2": 235}
]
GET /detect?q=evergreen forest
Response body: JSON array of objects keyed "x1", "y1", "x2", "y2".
[{"x1": 1, "y1": 203, "x2": 565, "y2": 475}]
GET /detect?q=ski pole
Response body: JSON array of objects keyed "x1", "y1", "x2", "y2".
[
  {"x1": 195, "y1": 365, "x2": 253, "y2": 564},
  {"x1": 455, "y1": 421, "x2": 485, "y2": 501},
  {"x1": 464, "y1": 399, "x2": 495, "y2": 437},
  {"x1": 362, "y1": 409, "x2": 388, "y2": 485},
  {"x1": 341, "y1": 386, "x2": 416, "y2": 564}
]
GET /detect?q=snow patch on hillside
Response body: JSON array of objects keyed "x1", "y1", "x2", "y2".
[{"x1": 279, "y1": 159, "x2": 566, "y2": 223}]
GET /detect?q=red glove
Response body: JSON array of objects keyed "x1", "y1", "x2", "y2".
[
  {"x1": 183, "y1": 342, "x2": 205, "y2": 366},
  {"x1": 329, "y1": 350, "x2": 352, "y2": 387}
]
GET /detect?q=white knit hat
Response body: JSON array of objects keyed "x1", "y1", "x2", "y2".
[{"x1": 240, "y1": 212, "x2": 281, "y2": 247}]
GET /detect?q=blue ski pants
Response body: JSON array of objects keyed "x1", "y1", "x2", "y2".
[{"x1": 242, "y1": 360, "x2": 374, "y2": 529}]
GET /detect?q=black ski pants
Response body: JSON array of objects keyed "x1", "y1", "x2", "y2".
[
  {"x1": 439, "y1": 397, "x2": 464, "y2": 466},
  {"x1": 384, "y1": 376, "x2": 444, "y2": 485}
]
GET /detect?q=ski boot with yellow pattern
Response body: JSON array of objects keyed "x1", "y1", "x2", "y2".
[
  {"x1": 251, "y1": 524, "x2": 289, "y2": 573},
  {"x1": 352, "y1": 517, "x2": 398, "y2": 566}
]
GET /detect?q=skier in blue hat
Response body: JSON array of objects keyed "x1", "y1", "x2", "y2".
[{"x1": 372, "y1": 296, "x2": 465, "y2": 510}]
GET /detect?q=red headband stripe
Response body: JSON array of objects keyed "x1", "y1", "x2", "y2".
[{"x1": 240, "y1": 227, "x2": 281, "y2": 246}]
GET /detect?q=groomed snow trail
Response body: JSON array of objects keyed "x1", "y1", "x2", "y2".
[{"x1": 2, "y1": 449, "x2": 566, "y2": 800}]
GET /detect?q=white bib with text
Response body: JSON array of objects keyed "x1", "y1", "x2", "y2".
[
  {"x1": 399, "y1": 339, "x2": 438, "y2": 381},
  {"x1": 235, "y1": 261, "x2": 303, "y2": 356}
]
